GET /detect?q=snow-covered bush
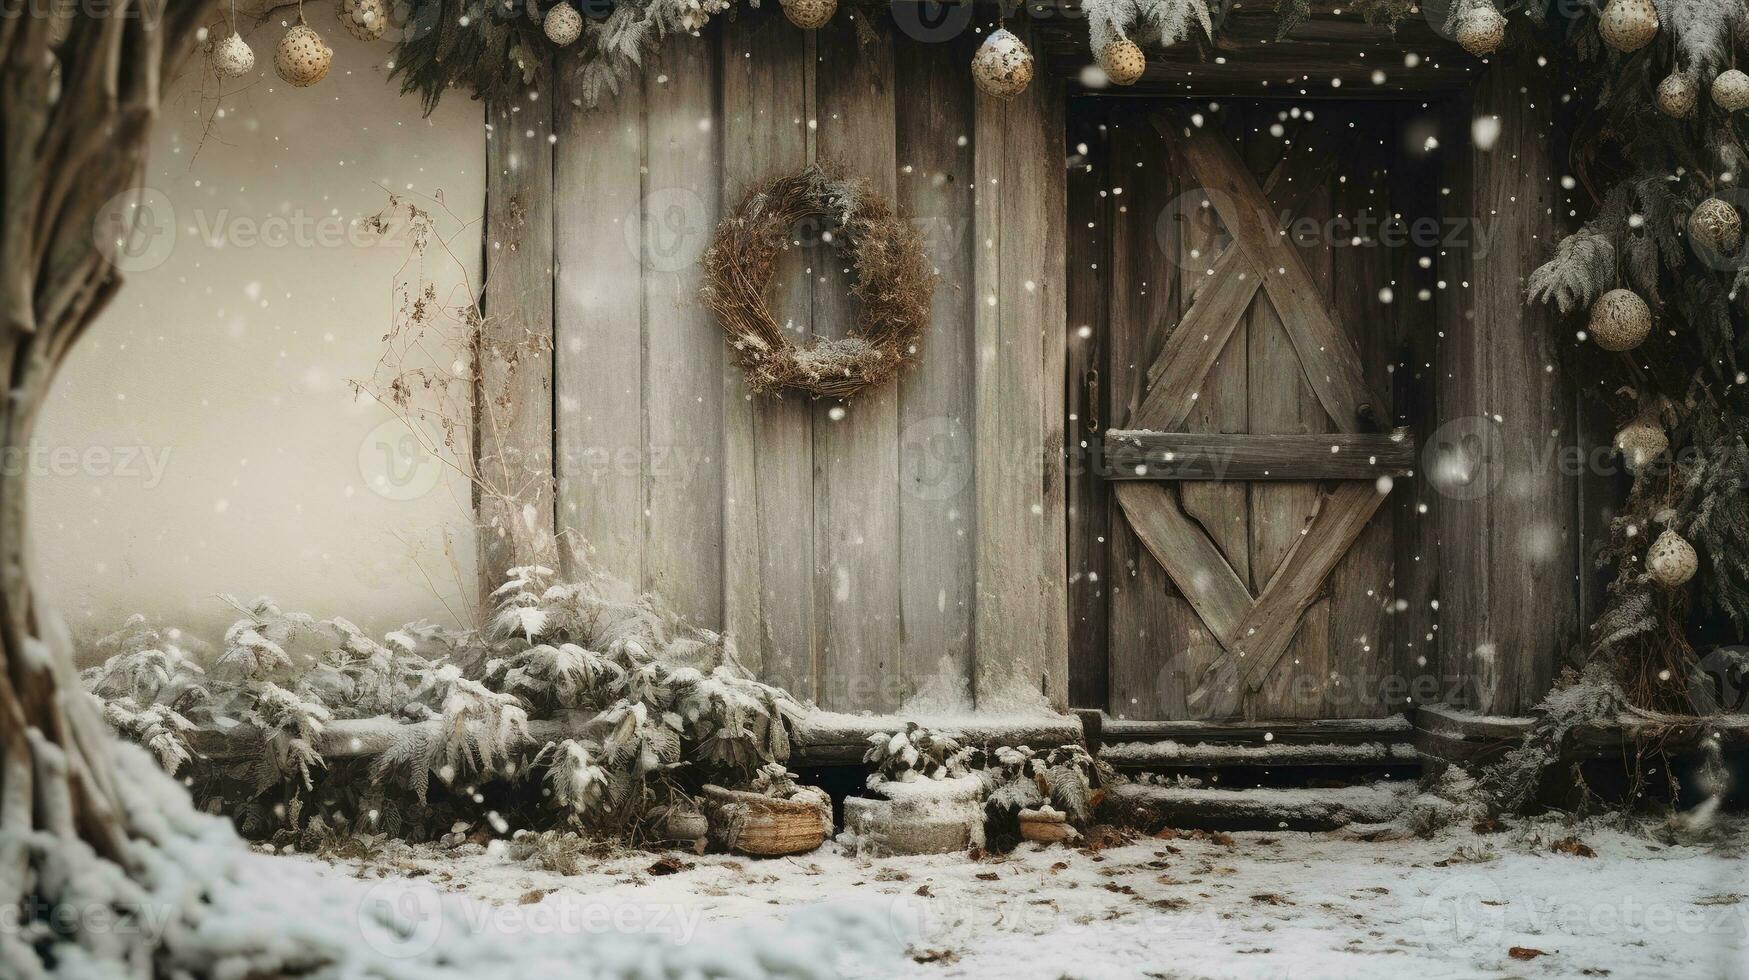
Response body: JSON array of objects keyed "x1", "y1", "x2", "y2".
[{"x1": 81, "y1": 564, "x2": 803, "y2": 845}]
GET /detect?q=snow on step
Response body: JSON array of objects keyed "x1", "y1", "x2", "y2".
[
  {"x1": 1110, "y1": 782, "x2": 1408, "y2": 830},
  {"x1": 1101, "y1": 739, "x2": 1419, "y2": 767}
]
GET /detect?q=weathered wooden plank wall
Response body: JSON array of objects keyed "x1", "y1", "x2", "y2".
[
  {"x1": 1072, "y1": 101, "x2": 1453, "y2": 722},
  {"x1": 517, "y1": 11, "x2": 1067, "y2": 713},
  {"x1": 1437, "y1": 55, "x2": 1577, "y2": 715}
]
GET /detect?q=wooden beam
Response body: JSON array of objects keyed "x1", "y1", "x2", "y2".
[
  {"x1": 1103, "y1": 430, "x2": 1415, "y2": 481},
  {"x1": 479, "y1": 67, "x2": 556, "y2": 602},
  {"x1": 972, "y1": 19, "x2": 1069, "y2": 710},
  {"x1": 1435, "y1": 53, "x2": 1575, "y2": 715}
]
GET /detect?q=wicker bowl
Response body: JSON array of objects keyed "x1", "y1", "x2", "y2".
[{"x1": 702, "y1": 784, "x2": 830, "y2": 857}]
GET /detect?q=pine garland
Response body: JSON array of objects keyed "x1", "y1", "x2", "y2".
[{"x1": 1528, "y1": 0, "x2": 1749, "y2": 711}]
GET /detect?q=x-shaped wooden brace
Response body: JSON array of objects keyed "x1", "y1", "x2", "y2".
[{"x1": 1114, "y1": 114, "x2": 1402, "y2": 715}]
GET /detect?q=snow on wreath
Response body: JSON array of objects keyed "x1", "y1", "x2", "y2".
[{"x1": 701, "y1": 164, "x2": 934, "y2": 400}]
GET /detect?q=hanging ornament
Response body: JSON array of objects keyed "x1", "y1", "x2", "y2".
[
  {"x1": 1647, "y1": 529, "x2": 1698, "y2": 587},
  {"x1": 1713, "y1": 69, "x2": 1749, "y2": 112},
  {"x1": 1613, "y1": 418, "x2": 1668, "y2": 472},
  {"x1": 275, "y1": 15, "x2": 333, "y2": 88},
  {"x1": 1098, "y1": 38, "x2": 1146, "y2": 86},
  {"x1": 544, "y1": 3, "x2": 583, "y2": 46},
  {"x1": 779, "y1": 0, "x2": 835, "y2": 30},
  {"x1": 337, "y1": 0, "x2": 388, "y2": 41},
  {"x1": 1588, "y1": 288, "x2": 1651, "y2": 351},
  {"x1": 1655, "y1": 72, "x2": 1697, "y2": 117},
  {"x1": 1597, "y1": 0, "x2": 1658, "y2": 53},
  {"x1": 972, "y1": 28, "x2": 1034, "y2": 101},
  {"x1": 213, "y1": 31, "x2": 255, "y2": 78},
  {"x1": 1454, "y1": 3, "x2": 1507, "y2": 57},
  {"x1": 1688, "y1": 197, "x2": 1744, "y2": 255}
]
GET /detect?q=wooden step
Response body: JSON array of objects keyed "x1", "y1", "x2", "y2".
[
  {"x1": 1084, "y1": 712, "x2": 1417, "y2": 769},
  {"x1": 1104, "y1": 782, "x2": 1408, "y2": 831}
]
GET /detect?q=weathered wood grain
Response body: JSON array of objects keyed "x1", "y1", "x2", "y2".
[
  {"x1": 1103, "y1": 431, "x2": 1415, "y2": 481},
  {"x1": 641, "y1": 39, "x2": 724, "y2": 627},
  {"x1": 1190, "y1": 482, "x2": 1388, "y2": 714},
  {"x1": 720, "y1": 10, "x2": 816, "y2": 695},
  {"x1": 1116, "y1": 484, "x2": 1254, "y2": 650},
  {"x1": 1104, "y1": 116, "x2": 1194, "y2": 721},
  {"x1": 1439, "y1": 56, "x2": 1574, "y2": 714},
  {"x1": 481, "y1": 73, "x2": 556, "y2": 599},
  {"x1": 814, "y1": 18, "x2": 902, "y2": 711},
  {"x1": 894, "y1": 34, "x2": 976, "y2": 702},
  {"x1": 972, "y1": 19, "x2": 1067, "y2": 711},
  {"x1": 1064, "y1": 110, "x2": 1109, "y2": 710},
  {"x1": 553, "y1": 56, "x2": 643, "y2": 586},
  {"x1": 1238, "y1": 115, "x2": 1333, "y2": 719},
  {"x1": 1166, "y1": 115, "x2": 1387, "y2": 435},
  {"x1": 1324, "y1": 114, "x2": 1399, "y2": 719}
]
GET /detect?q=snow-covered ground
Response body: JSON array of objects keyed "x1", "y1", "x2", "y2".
[{"x1": 292, "y1": 818, "x2": 1749, "y2": 979}]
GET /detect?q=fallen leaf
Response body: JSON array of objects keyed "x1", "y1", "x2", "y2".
[
  {"x1": 1049, "y1": 861, "x2": 1069, "y2": 873},
  {"x1": 1509, "y1": 946, "x2": 1548, "y2": 960},
  {"x1": 1250, "y1": 893, "x2": 1292, "y2": 906},
  {"x1": 517, "y1": 889, "x2": 550, "y2": 905},
  {"x1": 646, "y1": 856, "x2": 692, "y2": 876},
  {"x1": 914, "y1": 884, "x2": 933, "y2": 897},
  {"x1": 975, "y1": 872, "x2": 1000, "y2": 881},
  {"x1": 910, "y1": 948, "x2": 958, "y2": 964},
  {"x1": 1551, "y1": 837, "x2": 1596, "y2": 858}
]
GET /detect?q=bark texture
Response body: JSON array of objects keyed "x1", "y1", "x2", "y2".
[{"x1": 0, "y1": 0, "x2": 217, "y2": 969}]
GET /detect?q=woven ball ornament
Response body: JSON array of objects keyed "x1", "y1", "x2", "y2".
[
  {"x1": 1597, "y1": 0, "x2": 1658, "y2": 53},
  {"x1": 1647, "y1": 529, "x2": 1698, "y2": 587},
  {"x1": 213, "y1": 31, "x2": 254, "y2": 78},
  {"x1": 1099, "y1": 38, "x2": 1147, "y2": 86},
  {"x1": 275, "y1": 19, "x2": 332, "y2": 88},
  {"x1": 1714, "y1": 69, "x2": 1749, "y2": 111},
  {"x1": 338, "y1": 0, "x2": 387, "y2": 41},
  {"x1": 972, "y1": 29, "x2": 1034, "y2": 100},
  {"x1": 1588, "y1": 288, "x2": 1651, "y2": 352},
  {"x1": 1655, "y1": 72, "x2": 1697, "y2": 117},
  {"x1": 1455, "y1": 4, "x2": 1507, "y2": 57},
  {"x1": 779, "y1": 0, "x2": 835, "y2": 30},
  {"x1": 1689, "y1": 197, "x2": 1743, "y2": 255},
  {"x1": 1613, "y1": 419, "x2": 1668, "y2": 471},
  {"x1": 544, "y1": 3, "x2": 583, "y2": 45}
]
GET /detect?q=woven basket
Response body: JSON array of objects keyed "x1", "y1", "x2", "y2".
[{"x1": 702, "y1": 784, "x2": 829, "y2": 857}]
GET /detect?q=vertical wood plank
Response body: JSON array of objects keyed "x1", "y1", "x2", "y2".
[
  {"x1": 1036, "y1": 71, "x2": 1071, "y2": 711},
  {"x1": 1326, "y1": 113, "x2": 1396, "y2": 720},
  {"x1": 553, "y1": 57, "x2": 644, "y2": 588},
  {"x1": 1173, "y1": 112, "x2": 1249, "y2": 721},
  {"x1": 1245, "y1": 107, "x2": 1332, "y2": 720},
  {"x1": 895, "y1": 34, "x2": 977, "y2": 701},
  {"x1": 972, "y1": 21, "x2": 1067, "y2": 711},
  {"x1": 720, "y1": 9, "x2": 815, "y2": 694},
  {"x1": 1064, "y1": 107, "x2": 1109, "y2": 710},
  {"x1": 481, "y1": 71, "x2": 556, "y2": 599},
  {"x1": 1390, "y1": 106, "x2": 1443, "y2": 714},
  {"x1": 641, "y1": 38, "x2": 724, "y2": 627},
  {"x1": 1435, "y1": 92, "x2": 1486, "y2": 706},
  {"x1": 1105, "y1": 115, "x2": 1194, "y2": 721},
  {"x1": 814, "y1": 14, "x2": 901, "y2": 712},
  {"x1": 1452, "y1": 57, "x2": 1573, "y2": 713}
]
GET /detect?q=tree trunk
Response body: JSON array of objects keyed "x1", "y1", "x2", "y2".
[{"x1": 0, "y1": 0, "x2": 218, "y2": 970}]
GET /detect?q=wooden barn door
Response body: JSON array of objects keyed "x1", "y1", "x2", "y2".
[{"x1": 1069, "y1": 103, "x2": 1432, "y2": 723}]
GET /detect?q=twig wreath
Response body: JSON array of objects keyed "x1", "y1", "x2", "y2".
[{"x1": 701, "y1": 165, "x2": 934, "y2": 400}]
